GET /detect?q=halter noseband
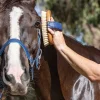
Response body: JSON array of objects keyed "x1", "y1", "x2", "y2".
[{"x1": 0, "y1": 29, "x2": 42, "y2": 80}]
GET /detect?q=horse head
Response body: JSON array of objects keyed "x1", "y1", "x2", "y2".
[{"x1": 0, "y1": 0, "x2": 41, "y2": 95}]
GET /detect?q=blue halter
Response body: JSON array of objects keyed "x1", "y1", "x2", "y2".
[
  {"x1": 0, "y1": 21, "x2": 62, "y2": 79},
  {"x1": 0, "y1": 21, "x2": 62, "y2": 99},
  {"x1": 0, "y1": 29, "x2": 42, "y2": 80},
  {"x1": 0, "y1": 39, "x2": 34, "y2": 63}
]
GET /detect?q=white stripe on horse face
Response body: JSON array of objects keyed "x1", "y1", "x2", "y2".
[{"x1": 7, "y1": 7, "x2": 24, "y2": 84}]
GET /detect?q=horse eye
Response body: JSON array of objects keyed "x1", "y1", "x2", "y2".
[{"x1": 34, "y1": 21, "x2": 41, "y2": 28}]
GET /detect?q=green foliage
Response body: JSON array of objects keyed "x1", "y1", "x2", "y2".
[{"x1": 45, "y1": 0, "x2": 100, "y2": 35}]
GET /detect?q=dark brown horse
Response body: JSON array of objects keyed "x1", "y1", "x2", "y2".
[
  {"x1": 0, "y1": 0, "x2": 41, "y2": 100},
  {"x1": 0, "y1": 0, "x2": 100, "y2": 100},
  {"x1": 34, "y1": 34, "x2": 100, "y2": 100}
]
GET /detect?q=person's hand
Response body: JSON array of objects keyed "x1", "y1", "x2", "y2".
[
  {"x1": 48, "y1": 28, "x2": 66, "y2": 50},
  {"x1": 48, "y1": 17, "x2": 66, "y2": 51}
]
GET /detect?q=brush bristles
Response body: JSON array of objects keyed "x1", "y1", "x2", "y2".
[{"x1": 41, "y1": 11, "x2": 49, "y2": 46}]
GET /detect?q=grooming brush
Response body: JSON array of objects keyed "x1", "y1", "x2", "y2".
[
  {"x1": 41, "y1": 10, "x2": 62, "y2": 46},
  {"x1": 41, "y1": 10, "x2": 52, "y2": 46}
]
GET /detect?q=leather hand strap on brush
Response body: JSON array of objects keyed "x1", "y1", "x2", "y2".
[{"x1": 41, "y1": 10, "x2": 62, "y2": 46}]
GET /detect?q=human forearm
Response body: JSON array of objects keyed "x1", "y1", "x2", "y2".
[
  {"x1": 59, "y1": 45, "x2": 100, "y2": 81},
  {"x1": 48, "y1": 26, "x2": 100, "y2": 81}
]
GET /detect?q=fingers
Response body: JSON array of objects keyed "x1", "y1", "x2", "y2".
[
  {"x1": 48, "y1": 28, "x2": 54, "y2": 35},
  {"x1": 48, "y1": 17, "x2": 58, "y2": 35},
  {"x1": 50, "y1": 17, "x2": 54, "y2": 21},
  {"x1": 47, "y1": 17, "x2": 54, "y2": 35}
]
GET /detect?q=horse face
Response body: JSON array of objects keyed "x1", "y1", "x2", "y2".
[{"x1": 1, "y1": 6, "x2": 40, "y2": 95}]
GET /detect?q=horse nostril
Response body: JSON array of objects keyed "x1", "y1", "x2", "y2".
[
  {"x1": 21, "y1": 68, "x2": 30, "y2": 81},
  {"x1": 21, "y1": 73, "x2": 29, "y2": 81},
  {"x1": 3, "y1": 68, "x2": 12, "y2": 82},
  {"x1": 5, "y1": 74, "x2": 15, "y2": 84},
  {"x1": 5, "y1": 74, "x2": 13, "y2": 81}
]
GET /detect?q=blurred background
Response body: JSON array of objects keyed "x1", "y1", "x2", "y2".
[{"x1": 36, "y1": 0, "x2": 100, "y2": 49}]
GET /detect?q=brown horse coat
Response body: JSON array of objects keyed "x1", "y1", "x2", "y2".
[{"x1": 35, "y1": 35, "x2": 100, "y2": 100}]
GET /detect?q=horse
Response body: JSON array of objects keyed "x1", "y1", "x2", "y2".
[
  {"x1": 0, "y1": 0, "x2": 41, "y2": 100},
  {"x1": 0, "y1": 0, "x2": 100, "y2": 100},
  {"x1": 34, "y1": 34, "x2": 100, "y2": 100}
]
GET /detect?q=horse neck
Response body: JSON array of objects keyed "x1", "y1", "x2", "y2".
[{"x1": 64, "y1": 35, "x2": 89, "y2": 58}]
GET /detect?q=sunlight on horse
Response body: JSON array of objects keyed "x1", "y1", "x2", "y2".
[{"x1": 1, "y1": 0, "x2": 100, "y2": 100}]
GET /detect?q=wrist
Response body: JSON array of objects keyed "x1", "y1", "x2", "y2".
[
  {"x1": 56, "y1": 43, "x2": 67, "y2": 52},
  {"x1": 59, "y1": 44, "x2": 71, "y2": 56}
]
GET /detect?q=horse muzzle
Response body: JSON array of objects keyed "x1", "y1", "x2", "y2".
[
  {"x1": 10, "y1": 83, "x2": 28, "y2": 95},
  {"x1": 3, "y1": 67, "x2": 30, "y2": 95}
]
